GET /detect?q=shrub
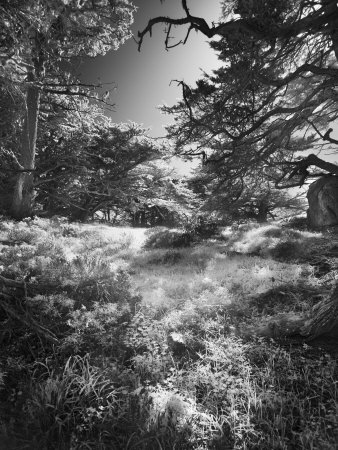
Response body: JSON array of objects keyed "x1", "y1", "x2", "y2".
[
  {"x1": 143, "y1": 249, "x2": 183, "y2": 266},
  {"x1": 185, "y1": 217, "x2": 220, "y2": 239},
  {"x1": 245, "y1": 339, "x2": 338, "y2": 449},
  {"x1": 57, "y1": 271, "x2": 141, "y2": 356},
  {"x1": 143, "y1": 228, "x2": 193, "y2": 249},
  {"x1": 23, "y1": 355, "x2": 127, "y2": 449},
  {"x1": 27, "y1": 293, "x2": 75, "y2": 333},
  {"x1": 162, "y1": 249, "x2": 182, "y2": 264},
  {"x1": 124, "y1": 312, "x2": 172, "y2": 383},
  {"x1": 7, "y1": 227, "x2": 41, "y2": 244},
  {"x1": 0, "y1": 237, "x2": 68, "y2": 282},
  {"x1": 226, "y1": 223, "x2": 317, "y2": 259},
  {"x1": 270, "y1": 240, "x2": 304, "y2": 260},
  {"x1": 63, "y1": 301, "x2": 137, "y2": 356},
  {"x1": 283, "y1": 215, "x2": 308, "y2": 230},
  {"x1": 263, "y1": 226, "x2": 302, "y2": 240}
]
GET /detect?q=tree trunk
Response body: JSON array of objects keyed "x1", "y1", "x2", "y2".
[
  {"x1": 11, "y1": 73, "x2": 40, "y2": 219},
  {"x1": 256, "y1": 201, "x2": 269, "y2": 223},
  {"x1": 71, "y1": 207, "x2": 91, "y2": 222}
]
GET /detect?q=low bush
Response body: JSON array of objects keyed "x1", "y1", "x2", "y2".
[
  {"x1": 185, "y1": 217, "x2": 220, "y2": 239},
  {"x1": 143, "y1": 227, "x2": 193, "y2": 249},
  {"x1": 263, "y1": 225, "x2": 302, "y2": 240},
  {"x1": 23, "y1": 355, "x2": 128, "y2": 449},
  {"x1": 245, "y1": 339, "x2": 338, "y2": 449},
  {"x1": 269, "y1": 239, "x2": 304, "y2": 260},
  {"x1": 283, "y1": 215, "x2": 308, "y2": 230},
  {"x1": 142, "y1": 249, "x2": 183, "y2": 265},
  {"x1": 225, "y1": 223, "x2": 320, "y2": 260},
  {"x1": 7, "y1": 227, "x2": 42, "y2": 244}
]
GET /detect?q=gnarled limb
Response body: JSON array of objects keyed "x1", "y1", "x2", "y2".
[
  {"x1": 289, "y1": 154, "x2": 338, "y2": 178},
  {"x1": 275, "y1": 154, "x2": 338, "y2": 188},
  {"x1": 137, "y1": 0, "x2": 334, "y2": 51}
]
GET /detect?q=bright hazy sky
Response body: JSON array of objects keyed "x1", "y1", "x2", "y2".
[{"x1": 80, "y1": 0, "x2": 222, "y2": 137}]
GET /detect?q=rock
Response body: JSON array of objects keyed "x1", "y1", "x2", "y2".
[{"x1": 307, "y1": 176, "x2": 338, "y2": 228}]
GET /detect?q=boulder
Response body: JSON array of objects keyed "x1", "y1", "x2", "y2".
[{"x1": 307, "y1": 176, "x2": 338, "y2": 228}]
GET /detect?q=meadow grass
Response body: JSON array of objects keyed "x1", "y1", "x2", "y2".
[{"x1": 0, "y1": 217, "x2": 337, "y2": 449}]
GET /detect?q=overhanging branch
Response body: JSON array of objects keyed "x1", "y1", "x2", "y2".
[
  {"x1": 275, "y1": 153, "x2": 338, "y2": 188},
  {"x1": 137, "y1": 1, "x2": 330, "y2": 50}
]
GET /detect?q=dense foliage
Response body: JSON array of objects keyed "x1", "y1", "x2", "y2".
[
  {"x1": 139, "y1": 0, "x2": 338, "y2": 212},
  {"x1": 0, "y1": 0, "x2": 135, "y2": 218},
  {"x1": 34, "y1": 103, "x2": 186, "y2": 222},
  {"x1": 188, "y1": 165, "x2": 307, "y2": 223}
]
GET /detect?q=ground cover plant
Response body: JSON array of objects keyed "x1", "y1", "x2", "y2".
[{"x1": 0, "y1": 217, "x2": 337, "y2": 449}]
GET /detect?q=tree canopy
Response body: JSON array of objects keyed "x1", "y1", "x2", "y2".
[
  {"x1": 0, "y1": 0, "x2": 135, "y2": 219},
  {"x1": 34, "y1": 102, "x2": 192, "y2": 223},
  {"x1": 138, "y1": 0, "x2": 338, "y2": 194}
]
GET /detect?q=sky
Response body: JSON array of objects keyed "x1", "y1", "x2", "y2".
[{"x1": 79, "y1": 0, "x2": 222, "y2": 138}]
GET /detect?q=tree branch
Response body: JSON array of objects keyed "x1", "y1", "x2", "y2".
[
  {"x1": 306, "y1": 119, "x2": 338, "y2": 145},
  {"x1": 137, "y1": 1, "x2": 330, "y2": 50},
  {"x1": 275, "y1": 153, "x2": 338, "y2": 188}
]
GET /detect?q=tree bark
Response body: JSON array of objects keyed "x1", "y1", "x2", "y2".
[
  {"x1": 11, "y1": 72, "x2": 40, "y2": 219},
  {"x1": 301, "y1": 281, "x2": 338, "y2": 340},
  {"x1": 256, "y1": 200, "x2": 269, "y2": 223}
]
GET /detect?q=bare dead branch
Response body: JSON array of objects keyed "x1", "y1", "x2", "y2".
[
  {"x1": 306, "y1": 119, "x2": 338, "y2": 145},
  {"x1": 138, "y1": 16, "x2": 191, "y2": 51},
  {"x1": 137, "y1": 0, "x2": 330, "y2": 51}
]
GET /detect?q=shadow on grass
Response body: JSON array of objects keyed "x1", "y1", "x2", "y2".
[{"x1": 248, "y1": 282, "x2": 327, "y2": 315}]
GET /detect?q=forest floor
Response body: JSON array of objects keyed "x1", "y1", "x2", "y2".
[{"x1": 0, "y1": 217, "x2": 337, "y2": 449}]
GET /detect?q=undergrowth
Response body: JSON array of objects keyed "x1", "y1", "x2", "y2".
[{"x1": 0, "y1": 217, "x2": 337, "y2": 449}]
